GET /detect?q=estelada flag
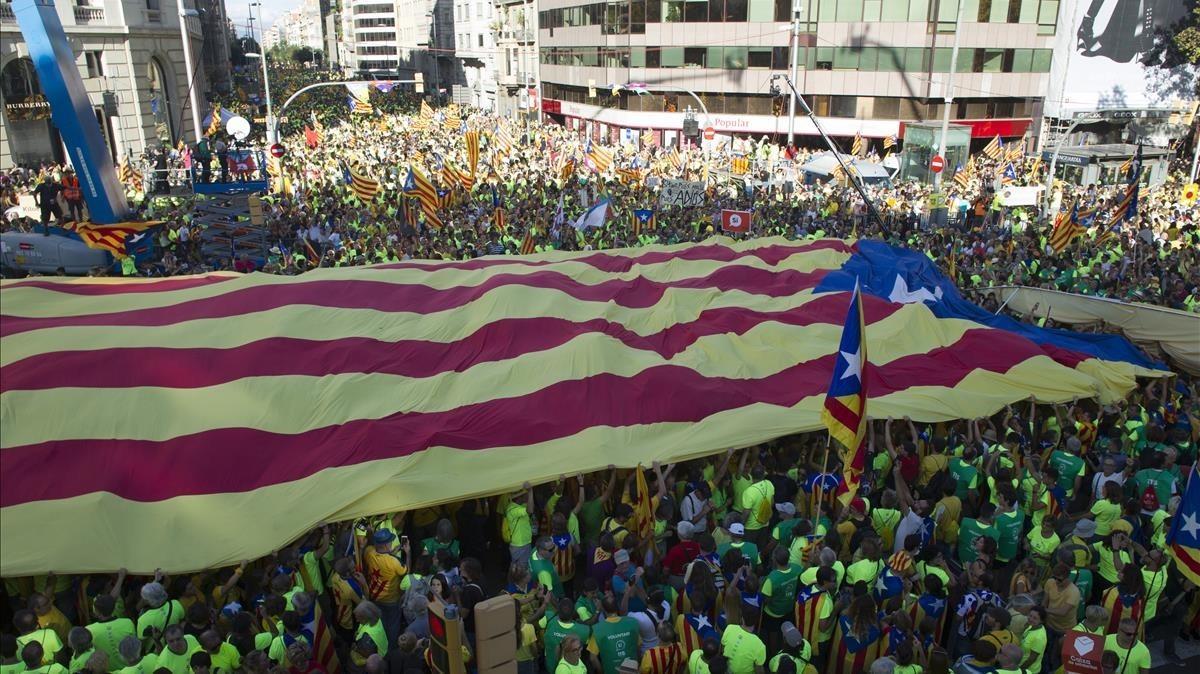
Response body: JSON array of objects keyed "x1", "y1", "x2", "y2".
[
  {"x1": 721, "y1": 209, "x2": 751, "y2": 233},
  {"x1": 1167, "y1": 464, "x2": 1200, "y2": 586},
  {"x1": 822, "y1": 280, "x2": 868, "y2": 505}
]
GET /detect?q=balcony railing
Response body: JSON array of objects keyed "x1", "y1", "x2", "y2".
[
  {"x1": 73, "y1": 4, "x2": 105, "y2": 23},
  {"x1": 498, "y1": 28, "x2": 534, "y2": 42},
  {"x1": 1, "y1": 2, "x2": 16, "y2": 22}
]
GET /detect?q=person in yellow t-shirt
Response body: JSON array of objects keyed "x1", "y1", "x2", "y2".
[
  {"x1": 14, "y1": 610, "x2": 63, "y2": 666},
  {"x1": 198, "y1": 630, "x2": 240, "y2": 674},
  {"x1": 30, "y1": 593, "x2": 71, "y2": 644},
  {"x1": 116, "y1": 636, "x2": 158, "y2": 674},
  {"x1": 1104, "y1": 618, "x2": 1152, "y2": 674},
  {"x1": 154, "y1": 626, "x2": 200, "y2": 674},
  {"x1": 363, "y1": 529, "x2": 410, "y2": 642},
  {"x1": 15, "y1": 643, "x2": 65, "y2": 674}
]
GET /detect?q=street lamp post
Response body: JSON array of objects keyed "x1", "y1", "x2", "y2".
[
  {"x1": 934, "y1": 0, "x2": 965, "y2": 189},
  {"x1": 178, "y1": 2, "x2": 203, "y2": 142},
  {"x1": 245, "y1": 52, "x2": 275, "y2": 143}
]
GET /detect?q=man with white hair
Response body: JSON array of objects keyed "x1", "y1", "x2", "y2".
[
  {"x1": 135, "y1": 580, "x2": 183, "y2": 648},
  {"x1": 868, "y1": 656, "x2": 896, "y2": 674}
]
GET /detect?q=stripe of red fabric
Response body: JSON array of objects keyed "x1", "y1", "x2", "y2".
[
  {"x1": 1, "y1": 328, "x2": 1083, "y2": 506},
  {"x1": 0, "y1": 266, "x2": 834, "y2": 338},
  {"x1": 2, "y1": 295, "x2": 897, "y2": 392}
]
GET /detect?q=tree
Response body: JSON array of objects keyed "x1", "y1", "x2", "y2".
[{"x1": 1141, "y1": 0, "x2": 1200, "y2": 97}]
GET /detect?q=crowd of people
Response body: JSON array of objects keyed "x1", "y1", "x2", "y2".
[
  {"x1": 1, "y1": 382, "x2": 1198, "y2": 674},
  {"x1": 2, "y1": 70, "x2": 1200, "y2": 674}
]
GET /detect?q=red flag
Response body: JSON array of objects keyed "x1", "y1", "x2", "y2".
[
  {"x1": 721, "y1": 209, "x2": 752, "y2": 233},
  {"x1": 304, "y1": 126, "x2": 320, "y2": 149},
  {"x1": 227, "y1": 153, "x2": 257, "y2": 175}
]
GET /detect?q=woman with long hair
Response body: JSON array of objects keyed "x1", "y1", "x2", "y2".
[{"x1": 825, "y1": 593, "x2": 885, "y2": 674}]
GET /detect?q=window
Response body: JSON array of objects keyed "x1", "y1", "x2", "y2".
[
  {"x1": 815, "y1": 46, "x2": 833, "y2": 69},
  {"x1": 631, "y1": 46, "x2": 646, "y2": 66},
  {"x1": 835, "y1": 0, "x2": 863, "y2": 20},
  {"x1": 772, "y1": 46, "x2": 790, "y2": 69},
  {"x1": 907, "y1": 0, "x2": 927, "y2": 20},
  {"x1": 685, "y1": 0, "x2": 708, "y2": 21},
  {"x1": 353, "y1": 3, "x2": 393, "y2": 14},
  {"x1": 748, "y1": 0, "x2": 773, "y2": 20},
  {"x1": 1031, "y1": 48, "x2": 1051, "y2": 71},
  {"x1": 660, "y1": 47, "x2": 684, "y2": 67},
  {"x1": 662, "y1": 0, "x2": 684, "y2": 20},
  {"x1": 979, "y1": 48, "x2": 1003, "y2": 72},
  {"x1": 1011, "y1": 47, "x2": 1033, "y2": 71},
  {"x1": 881, "y1": 0, "x2": 907, "y2": 20},
  {"x1": 85, "y1": 51, "x2": 104, "y2": 78},
  {"x1": 631, "y1": 0, "x2": 645, "y2": 32},
  {"x1": 746, "y1": 47, "x2": 771, "y2": 67},
  {"x1": 834, "y1": 47, "x2": 859, "y2": 69},
  {"x1": 872, "y1": 97, "x2": 900, "y2": 119},
  {"x1": 685, "y1": 47, "x2": 706, "y2": 66},
  {"x1": 1017, "y1": 0, "x2": 1037, "y2": 21},
  {"x1": 724, "y1": 0, "x2": 746, "y2": 20},
  {"x1": 725, "y1": 46, "x2": 748, "y2": 68},
  {"x1": 478, "y1": 34, "x2": 484, "y2": 47},
  {"x1": 810, "y1": 94, "x2": 830, "y2": 115},
  {"x1": 146, "y1": 0, "x2": 160, "y2": 10},
  {"x1": 775, "y1": 0, "x2": 791, "y2": 21},
  {"x1": 988, "y1": 0, "x2": 1009, "y2": 21},
  {"x1": 931, "y1": 47, "x2": 952, "y2": 72},
  {"x1": 1036, "y1": 0, "x2": 1057, "y2": 33}
]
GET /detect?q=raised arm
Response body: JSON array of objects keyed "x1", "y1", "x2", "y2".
[{"x1": 884, "y1": 419, "x2": 898, "y2": 460}]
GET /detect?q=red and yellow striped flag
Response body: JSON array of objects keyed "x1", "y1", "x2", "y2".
[
  {"x1": 634, "y1": 465, "x2": 654, "y2": 542},
  {"x1": 0, "y1": 238, "x2": 1166, "y2": 574}
]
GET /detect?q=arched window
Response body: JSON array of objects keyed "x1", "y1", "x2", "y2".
[
  {"x1": 1, "y1": 58, "x2": 40, "y2": 101},
  {"x1": 147, "y1": 57, "x2": 176, "y2": 142}
]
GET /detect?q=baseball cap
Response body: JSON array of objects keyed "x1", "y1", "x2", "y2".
[
  {"x1": 677, "y1": 521, "x2": 696, "y2": 539},
  {"x1": 775, "y1": 503, "x2": 796, "y2": 516},
  {"x1": 729, "y1": 523, "x2": 745, "y2": 536},
  {"x1": 614, "y1": 549, "x2": 631, "y2": 565},
  {"x1": 781, "y1": 622, "x2": 803, "y2": 648}
]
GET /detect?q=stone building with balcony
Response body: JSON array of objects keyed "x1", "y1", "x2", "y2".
[
  {"x1": 493, "y1": 0, "x2": 537, "y2": 118},
  {"x1": 1, "y1": 0, "x2": 219, "y2": 168}
]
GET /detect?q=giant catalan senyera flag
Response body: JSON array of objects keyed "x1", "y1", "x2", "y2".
[{"x1": 0, "y1": 237, "x2": 1167, "y2": 574}]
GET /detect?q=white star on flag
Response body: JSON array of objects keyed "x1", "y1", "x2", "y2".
[
  {"x1": 840, "y1": 348, "x2": 861, "y2": 382},
  {"x1": 1182, "y1": 512, "x2": 1200, "y2": 540}
]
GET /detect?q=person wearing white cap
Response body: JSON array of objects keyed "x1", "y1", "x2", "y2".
[{"x1": 716, "y1": 523, "x2": 760, "y2": 567}]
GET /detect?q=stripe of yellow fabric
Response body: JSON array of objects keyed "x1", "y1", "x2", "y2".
[
  {"x1": 1, "y1": 317, "x2": 850, "y2": 447},
  {"x1": 1, "y1": 311, "x2": 1109, "y2": 448},
  {"x1": 1, "y1": 354, "x2": 1137, "y2": 576},
  {"x1": 0, "y1": 238, "x2": 849, "y2": 319},
  {"x1": 1, "y1": 278, "x2": 836, "y2": 366}
]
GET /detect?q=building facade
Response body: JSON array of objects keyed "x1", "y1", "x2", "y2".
[
  {"x1": 341, "y1": 0, "x2": 400, "y2": 73},
  {"x1": 265, "y1": 0, "x2": 324, "y2": 51},
  {"x1": 537, "y1": 0, "x2": 1059, "y2": 150},
  {"x1": 493, "y1": 0, "x2": 536, "y2": 118},
  {"x1": 451, "y1": 0, "x2": 496, "y2": 110},
  {"x1": 2, "y1": 0, "x2": 213, "y2": 169}
]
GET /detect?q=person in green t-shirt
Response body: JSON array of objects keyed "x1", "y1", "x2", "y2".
[
  {"x1": 957, "y1": 503, "x2": 1000, "y2": 565},
  {"x1": 531, "y1": 537, "x2": 565, "y2": 598},
  {"x1": 505, "y1": 486, "x2": 536, "y2": 568},
  {"x1": 1049, "y1": 438, "x2": 1086, "y2": 499},
  {"x1": 949, "y1": 449, "x2": 980, "y2": 502},
  {"x1": 760, "y1": 547, "x2": 802, "y2": 651},
  {"x1": 542, "y1": 599, "x2": 592, "y2": 674},
  {"x1": 116, "y1": 637, "x2": 157, "y2": 674},
  {"x1": 1133, "y1": 453, "x2": 1177, "y2": 513},
  {"x1": 587, "y1": 596, "x2": 639, "y2": 674},
  {"x1": 992, "y1": 486, "x2": 1023, "y2": 564}
]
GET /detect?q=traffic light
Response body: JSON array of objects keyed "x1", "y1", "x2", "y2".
[
  {"x1": 426, "y1": 601, "x2": 465, "y2": 674},
  {"x1": 474, "y1": 596, "x2": 518, "y2": 674}
]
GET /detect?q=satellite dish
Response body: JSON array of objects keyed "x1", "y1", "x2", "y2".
[{"x1": 226, "y1": 115, "x2": 251, "y2": 141}]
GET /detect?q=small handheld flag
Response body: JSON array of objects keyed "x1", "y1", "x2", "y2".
[
  {"x1": 631, "y1": 208, "x2": 655, "y2": 236},
  {"x1": 821, "y1": 280, "x2": 868, "y2": 505}
]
